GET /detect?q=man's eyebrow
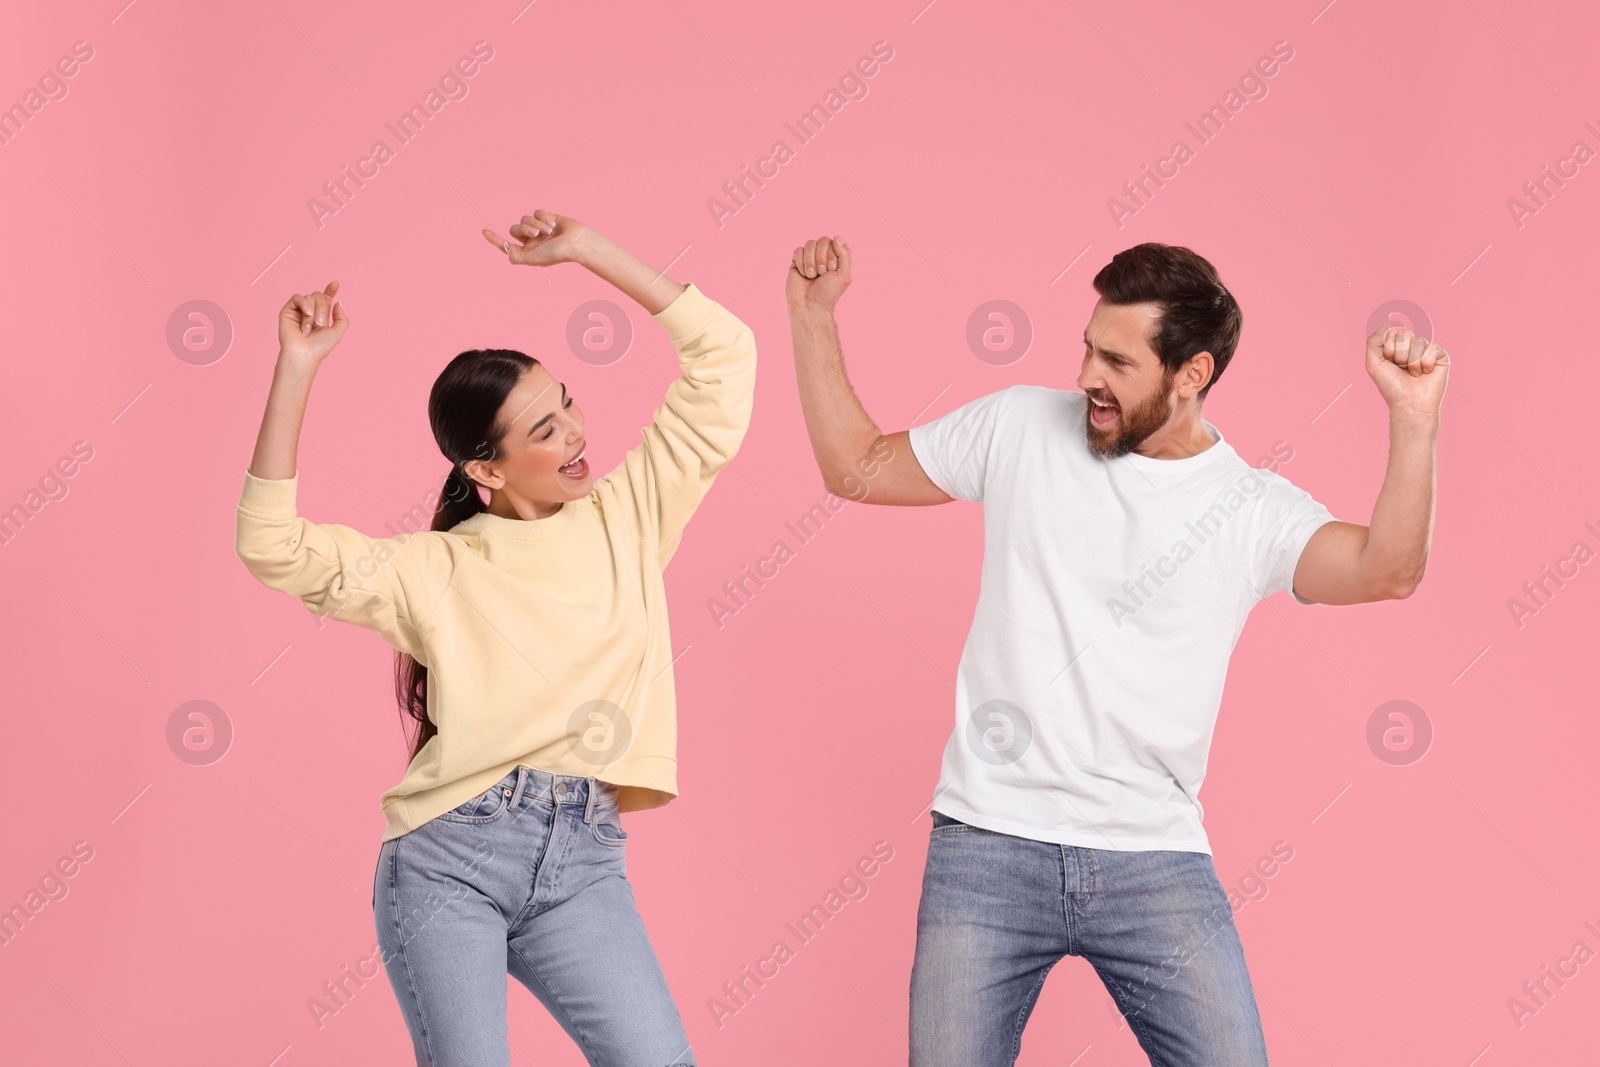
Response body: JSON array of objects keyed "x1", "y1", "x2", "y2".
[
  {"x1": 1083, "y1": 333, "x2": 1131, "y2": 364},
  {"x1": 527, "y1": 383, "x2": 568, "y2": 434}
]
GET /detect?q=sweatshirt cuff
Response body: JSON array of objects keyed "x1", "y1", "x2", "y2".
[
  {"x1": 651, "y1": 282, "x2": 719, "y2": 343},
  {"x1": 238, "y1": 468, "x2": 300, "y2": 517}
]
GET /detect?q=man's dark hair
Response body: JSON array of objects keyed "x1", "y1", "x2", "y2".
[{"x1": 1091, "y1": 242, "x2": 1242, "y2": 401}]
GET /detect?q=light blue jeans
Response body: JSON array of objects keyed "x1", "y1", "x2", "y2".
[
  {"x1": 372, "y1": 765, "x2": 695, "y2": 1066},
  {"x1": 910, "y1": 811, "x2": 1270, "y2": 1066}
]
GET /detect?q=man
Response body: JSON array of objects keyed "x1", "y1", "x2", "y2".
[{"x1": 785, "y1": 236, "x2": 1446, "y2": 1065}]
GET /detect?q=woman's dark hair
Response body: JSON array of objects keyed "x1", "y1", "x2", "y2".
[
  {"x1": 394, "y1": 348, "x2": 539, "y2": 762},
  {"x1": 1091, "y1": 242, "x2": 1242, "y2": 400}
]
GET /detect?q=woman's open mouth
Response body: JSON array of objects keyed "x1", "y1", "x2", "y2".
[
  {"x1": 559, "y1": 446, "x2": 589, "y2": 479},
  {"x1": 1090, "y1": 397, "x2": 1120, "y2": 429}
]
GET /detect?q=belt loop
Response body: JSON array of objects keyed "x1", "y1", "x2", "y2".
[{"x1": 584, "y1": 776, "x2": 596, "y2": 824}]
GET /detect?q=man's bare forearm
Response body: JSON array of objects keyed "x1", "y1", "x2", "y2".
[
  {"x1": 789, "y1": 305, "x2": 881, "y2": 494},
  {"x1": 1361, "y1": 410, "x2": 1438, "y2": 596}
]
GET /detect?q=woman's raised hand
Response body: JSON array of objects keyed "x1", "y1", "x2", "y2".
[
  {"x1": 483, "y1": 209, "x2": 590, "y2": 268},
  {"x1": 278, "y1": 281, "x2": 348, "y2": 363}
]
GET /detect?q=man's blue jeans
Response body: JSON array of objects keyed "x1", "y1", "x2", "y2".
[
  {"x1": 372, "y1": 765, "x2": 695, "y2": 1066},
  {"x1": 909, "y1": 810, "x2": 1270, "y2": 1066}
]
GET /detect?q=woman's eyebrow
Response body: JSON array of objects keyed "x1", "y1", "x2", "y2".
[{"x1": 527, "y1": 383, "x2": 569, "y2": 434}]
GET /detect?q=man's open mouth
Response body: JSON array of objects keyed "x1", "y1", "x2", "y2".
[{"x1": 1090, "y1": 397, "x2": 1120, "y2": 428}]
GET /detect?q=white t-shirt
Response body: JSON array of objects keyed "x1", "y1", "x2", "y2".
[{"x1": 907, "y1": 385, "x2": 1337, "y2": 854}]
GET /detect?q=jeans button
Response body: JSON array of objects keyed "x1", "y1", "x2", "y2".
[{"x1": 557, "y1": 783, "x2": 568, "y2": 794}]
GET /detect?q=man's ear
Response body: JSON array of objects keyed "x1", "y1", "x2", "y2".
[{"x1": 1179, "y1": 352, "x2": 1214, "y2": 399}]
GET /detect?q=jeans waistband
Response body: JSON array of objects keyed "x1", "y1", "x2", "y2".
[{"x1": 505, "y1": 764, "x2": 619, "y2": 821}]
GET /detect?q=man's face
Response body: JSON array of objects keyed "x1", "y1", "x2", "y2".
[{"x1": 1075, "y1": 299, "x2": 1179, "y2": 458}]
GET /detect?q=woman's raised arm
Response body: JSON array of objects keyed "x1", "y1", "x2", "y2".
[
  {"x1": 482, "y1": 209, "x2": 686, "y2": 314},
  {"x1": 482, "y1": 210, "x2": 756, "y2": 569},
  {"x1": 236, "y1": 282, "x2": 455, "y2": 656},
  {"x1": 249, "y1": 281, "x2": 347, "y2": 480}
]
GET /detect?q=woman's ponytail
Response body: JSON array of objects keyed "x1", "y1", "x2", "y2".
[
  {"x1": 394, "y1": 348, "x2": 538, "y2": 764},
  {"x1": 436, "y1": 462, "x2": 487, "y2": 529}
]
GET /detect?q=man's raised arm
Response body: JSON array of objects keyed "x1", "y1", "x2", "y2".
[
  {"x1": 1292, "y1": 325, "x2": 1448, "y2": 605},
  {"x1": 786, "y1": 235, "x2": 953, "y2": 506}
]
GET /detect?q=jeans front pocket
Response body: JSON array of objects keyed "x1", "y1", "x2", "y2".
[
  {"x1": 436, "y1": 784, "x2": 512, "y2": 824},
  {"x1": 929, "y1": 810, "x2": 973, "y2": 835},
  {"x1": 590, "y1": 804, "x2": 628, "y2": 846}
]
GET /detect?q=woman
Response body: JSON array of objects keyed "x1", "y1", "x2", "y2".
[{"x1": 234, "y1": 209, "x2": 756, "y2": 1065}]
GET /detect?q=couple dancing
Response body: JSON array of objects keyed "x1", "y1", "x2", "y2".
[{"x1": 235, "y1": 209, "x2": 1446, "y2": 1066}]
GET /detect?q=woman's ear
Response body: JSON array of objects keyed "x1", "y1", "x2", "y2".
[{"x1": 463, "y1": 459, "x2": 502, "y2": 490}]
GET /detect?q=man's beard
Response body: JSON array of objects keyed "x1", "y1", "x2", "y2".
[{"x1": 1085, "y1": 371, "x2": 1177, "y2": 458}]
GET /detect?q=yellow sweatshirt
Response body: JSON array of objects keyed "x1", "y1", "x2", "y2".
[{"x1": 235, "y1": 283, "x2": 756, "y2": 842}]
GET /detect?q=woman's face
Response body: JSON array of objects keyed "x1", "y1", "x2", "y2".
[{"x1": 464, "y1": 363, "x2": 591, "y2": 519}]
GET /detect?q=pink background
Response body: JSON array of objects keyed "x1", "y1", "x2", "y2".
[{"x1": 1, "y1": 0, "x2": 1594, "y2": 1063}]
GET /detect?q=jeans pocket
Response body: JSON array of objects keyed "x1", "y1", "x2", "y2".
[
  {"x1": 929, "y1": 810, "x2": 971, "y2": 835},
  {"x1": 590, "y1": 805, "x2": 628, "y2": 846},
  {"x1": 436, "y1": 785, "x2": 511, "y2": 824}
]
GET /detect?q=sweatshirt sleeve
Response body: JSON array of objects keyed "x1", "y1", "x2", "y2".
[
  {"x1": 234, "y1": 470, "x2": 456, "y2": 658},
  {"x1": 598, "y1": 283, "x2": 757, "y2": 568}
]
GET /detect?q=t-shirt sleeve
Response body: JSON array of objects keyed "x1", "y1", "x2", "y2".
[
  {"x1": 595, "y1": 283, "x2": 757, "y2": 569},
  {"x1": 906, "y1": 386, "x2": 1014, "y2": 503},
  {"x1": 1251, "y1": 472, "x2": 1338, "y2": 605},
  {"x1": 234, "y1": 469, "x2": 456, "y2": 657}
]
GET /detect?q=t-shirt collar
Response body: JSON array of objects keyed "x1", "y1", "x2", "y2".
[{"x1": 1112, "y1": 419, "x2": 1236, "y2": 474}]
